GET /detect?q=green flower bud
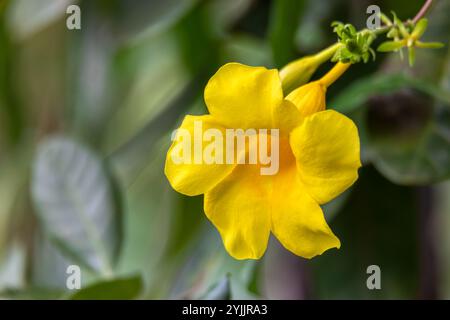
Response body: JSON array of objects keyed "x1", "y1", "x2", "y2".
[
  {"x1": 411, "y1": 18, "x2": 428, "y2": 40},
  {"x1": 279, "y1": 56, "x2": 321, "y2": 95},
  {"x1": 377, "y1": 40, "x2": 405, "y2": 52}
]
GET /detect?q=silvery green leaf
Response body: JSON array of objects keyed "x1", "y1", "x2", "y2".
[{"x1": 31, "y1": 136, "x2": 122, "y2": 275}]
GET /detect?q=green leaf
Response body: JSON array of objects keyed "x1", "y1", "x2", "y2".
[
  {"x1": 392, "y1": 11, "x2": 409, "y2": 38},
  {"x1": 268, "y1": 0, "x2": 305, "y2": 67},
  {"x1": 377, "y1": 40, "x2": 405, "y2": 52},
  {"x1": 380, "y1": 12, "x2": 393, "y2": 26},
  {"x1": 31, "y1": 136, "x2": 122, "y2": 275},
  {"x1": 69, "y1": 275, "x2": 142, "y2": 300},
  {"x1": 332, "y1": 22, "x2": 357, "y2": 41}
]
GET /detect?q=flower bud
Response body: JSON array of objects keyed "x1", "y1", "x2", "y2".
[
  {"x1": 279, "y1": 56, "x2": 320, "y2": 95},
  {"x1": 285, "y1": 81, "x2": 326, "y2": 117},
  {"x1": 411, "y1": 18, "x2": 428, "y2": 40}
]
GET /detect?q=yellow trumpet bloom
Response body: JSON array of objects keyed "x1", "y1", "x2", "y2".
[{"x1": 165, "y1": 62, "x2": 361, "y2": 260}]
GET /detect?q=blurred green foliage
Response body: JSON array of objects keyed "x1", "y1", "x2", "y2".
[{"x1": 0, "y1": 0, "x2": 449, "y2": 300}]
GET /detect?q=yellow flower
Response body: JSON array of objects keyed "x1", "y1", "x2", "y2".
[{"x1": 165, "y1": 62, "x2": 361, "y2": 260}]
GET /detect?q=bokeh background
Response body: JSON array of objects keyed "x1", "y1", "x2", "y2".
[{"x1": 0, "y1": 0, "x2": 449, "y2": 299}]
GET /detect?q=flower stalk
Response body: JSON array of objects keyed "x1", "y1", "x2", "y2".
[{"x1": 319, "y1": 62, "x2": 351, "y2": 88}]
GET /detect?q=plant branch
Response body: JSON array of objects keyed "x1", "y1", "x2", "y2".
[{"x1": 413, "y1": 0, "x2": 433, "y2": 24}]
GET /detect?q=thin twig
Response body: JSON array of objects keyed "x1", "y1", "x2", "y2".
[{"x1": 412, "y1": 0, "x2": 433, "y2": 24}]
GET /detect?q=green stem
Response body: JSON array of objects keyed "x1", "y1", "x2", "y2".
[{"x1": 413, "y1": 0, "x2": 433, "y2": 24}]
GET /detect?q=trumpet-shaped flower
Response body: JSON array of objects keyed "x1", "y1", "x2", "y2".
[{"x1": 165, "y1": 62, "x2": 361, "y2": 260}]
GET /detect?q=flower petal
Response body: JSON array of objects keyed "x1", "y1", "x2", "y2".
[
  {"x1": 290, "y1": 110, "x2": 361, "y2": 204},
  {"x1": 204, "y1": 63, "x2": 283, "y2": 129},
  {"x1": 271, "y1": 179, "x2": 341, "y2": 259},
  {"x1": 165, "y1": 115, "x2": 236, "y2": 196},
  {"x1": 204, "y1": 164, "x2": 271, "y2": 260},
  {"x1": 270, "y1": 140, "x2": 340, "y2": 259}
]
